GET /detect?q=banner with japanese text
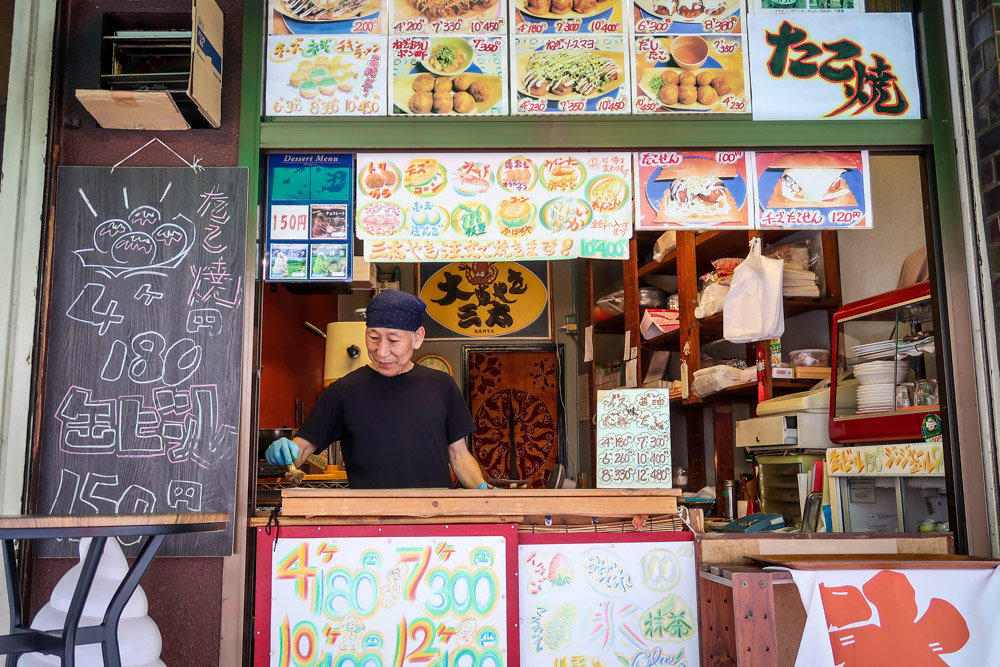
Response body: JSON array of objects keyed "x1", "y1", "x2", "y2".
[
  {"x1": 747, "y1": 13, "x2": 920, "y2": 120},
  {"x1": 268, "y1": 531, "x2": 513, "y2": 667},
  {"x1": 519, "y1": 534, "x2": 698, "y2": 667},
  {"x1": 827, "y1": 443, "x2": 945, "y2": 477},
  {"x1": 790, "y1": 568, "x2": 1000, "y2": 667},
  {"x1": 357, "y1": 152, "x2": 633, "y2": 261}
]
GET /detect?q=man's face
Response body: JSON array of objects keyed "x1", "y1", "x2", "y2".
[{"x1": 366, "y1": 326, "x2": 424, "y2": 377}]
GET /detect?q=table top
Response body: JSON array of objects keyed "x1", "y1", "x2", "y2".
[
  {"x1": 0, "y1": 513, "x2": 229, "y2": 539},
  {"x1": 748, "y1": 553, "x2": 1000, "y2": 570}
]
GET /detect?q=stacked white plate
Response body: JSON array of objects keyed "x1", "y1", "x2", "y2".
[
  {"x1": 857, "y1": 384, "x2": 895, "y2": 413},
  {"x1": 854, "y1": 360, "x2": 909, "y2": 385},
  {"x1": 851, "y1": 340, "x2": 896, "y2": 360}
]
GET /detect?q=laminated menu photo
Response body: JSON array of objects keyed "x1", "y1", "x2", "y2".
[
  {"x1": 753, "y1": 151, "x2": 873, "y2": 229},
  {"x1": 390, "y1": 36, "x2": 508, "y2": 115},
  {"x1": 269, "y1": 0, "x2": 387, "y2": 35},
  {"x1": 513, "y1": 36, "x2": 630, "y2": 114},
  {"x1": 632, "y1": 34, "x2": 749, "y2": 114},
  {"x1": 633, "y1": 0, "x2": 744, "y2": 35},
  {"x1": 389, "y1": 0, "x2": 506, "y2": 34},
  {"x1": 512, "y1": 0, "x2": 626, "y2": 34},
  {"x1": 635, "y1": 150, "x2": 754, "y2": 229},
  {"x1": 266, "y1": 35, "x2": 389, "y2": 116}
]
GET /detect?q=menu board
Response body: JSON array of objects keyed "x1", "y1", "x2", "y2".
[
  {"x1": 750, "y1": 0, "x2": 861, "y2": 11},
  {"x1": 595, "y1": 389, "x2": 671, "y2": 488},
  {"x1": 512, "y1": 36, "x2": 631, "y2": 115},
  {"x1": 390, "y1": 0, "x2": 507, "y2": 34},
  {"x1": 633, "y1": 34, "x2": 749, "y2": 114},
  {"x1": 269, "y1": 0, "x2": 387, "y2": 34},
  {"x1": 357, "y1": 152, "x2": 633, "y2": 262},
  {"x1": 634, "y1": 0, "x2": 744, "y2": 35},
  {"x1": 512, "y1": 0, "x2": 627, "y2": 34},
  {"x1": 391, "y1": 37, "x2": 508, "y2": 115},
  {"x1": 38, "y1": 167, "x2": 248, "y2": 557},
  {"x1": 270, "y1": 533, "x2": 511, "y2": 666},
  {"x1": 519, "y1": 536, "x2": 699, "y2": 667},
  {"x1": 748, "y1": 13, "x2": 919, "y2": 120},
  {"x1": 636, "y1": 150, "x2": 753, "y2": 229},
  {"x1": 754, "y1": 150, "x2": 872, "y2": 229},
  {"x1": 266, "y1": 154, "x2": 354, "y2": 281},
  {"x1": 266, "y1": 35, "x2": 389, "y2": 117}
]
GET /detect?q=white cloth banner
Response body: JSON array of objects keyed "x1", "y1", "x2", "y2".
[{"x1": 787, "y1": 567, "x2": 1000, "y2": 666}]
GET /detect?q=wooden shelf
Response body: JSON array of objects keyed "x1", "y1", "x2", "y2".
[
  {"x1": 593, "y1": 313, "x2": 624, "y2": 334},
  {"x1": 636, "y1": 229, "x2": 801, "y2": 278},
  {"x1": 695, "y1": 297, "x2": 842, "y2": 344},
  {"x1": 640, "y1": 328, "x2": 681, "y2": 350},
  {"x1": 684, "y1": 379, "x2": 817, "y2": 406}
]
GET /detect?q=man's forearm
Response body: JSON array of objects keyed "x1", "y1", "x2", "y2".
[
  {"x1": 449, "y1": 439, "x2": 487, "y2": 488},
  {"x1": 293, "y1": 436, "x2": 317, "y2": 467}
]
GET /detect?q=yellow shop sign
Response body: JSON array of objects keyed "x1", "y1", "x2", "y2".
[{"x1": 421, "y1": 261, "x2": 547, "y2": 338}]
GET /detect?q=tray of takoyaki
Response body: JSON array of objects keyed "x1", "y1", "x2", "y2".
[
  {"x1": 637, "y1": 67, "x2": 743, "y2": 112},
  {"x1": 517, "y1": 50, "x2": 626, "y2": 100},
  {"x1": 392, "y1": 0, "x2": 502, "y2": 24},
  {"x1": 632, "y1": 0, "x2": 739, "y2": 21},
  {"x1": 395, "y1": 72, "x2": 504, "y2": 114},
  {"x1": 515, "y1": 0, "x2": 618, "y2": 19},
  {"x1": 273, "y1": 0, "x2": 383, "y2": 21}
]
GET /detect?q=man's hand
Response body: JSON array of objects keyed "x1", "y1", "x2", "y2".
[{"x1": 265, "y1": 437, "x2": 300, "y2": 466}]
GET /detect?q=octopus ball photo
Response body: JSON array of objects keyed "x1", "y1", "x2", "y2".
[
  {"x1": 678, "y1": 84, "x2": 697, "y2": 105},
  {"x1": 711, "y1": 76, "x2": 732, "y2": 96},
  {"x1": 414, "y1": 74, "x2": 435, "y2": 92},
  {"x1": 660, "y1": 70, "x2": 680, "y2": 85},
  {"x1": 551, "y1": 0, "x2": 572, "y2": 13},
  {"x1": 679, "y1": 71, "x2": 697, "y2": 87},
  {"x1": 434, "y1": 77, "x2": 453, "y2": 93},
  {"x1": 696, "y1": 70, "x2": 717, "y2": 87},
  {"x1": 432, "y1": 92, "x2": 454, "y2": 114},
  {"x1": 453, "y1": 91, "x2": 476, "y2": 114},
  {"x1": 469, "y1": 80, "x2": 490, "y2": 103},
  {"x1": 574, "y1": 0, "x2": 597, "y2": 12},
  {"x1": 697, "y1": 85, "x2": 719, "y2": 106},
  {"x1": 658, "y1": 84, "x2": 679, "y2": 105},
  {"x1": 453, "y1": 74, "x2": 473, "y2": 91},
  {"x1": 409, "y1": 91, "x2": 433, "y2": 114}
]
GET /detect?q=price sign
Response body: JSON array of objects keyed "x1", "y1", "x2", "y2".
[{"x1": 595, "y1": 389, "x2": 671, "y2": 489}]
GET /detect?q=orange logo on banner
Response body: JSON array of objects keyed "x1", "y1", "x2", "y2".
[{"x1": 820, "y1": 570, "x2": 970, "y2": 666}]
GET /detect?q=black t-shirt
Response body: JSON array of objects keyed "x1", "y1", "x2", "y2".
[{"x1": 296, "y1": 364, "x2": 476, "y2": 489}]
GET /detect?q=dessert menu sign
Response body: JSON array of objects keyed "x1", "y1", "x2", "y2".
[
  {"x1": 748, "y1": 13, "x2": 920, "y2": 120},
  {"x1": 356, "y1": 152, "x2": 633, "y2": 261}
]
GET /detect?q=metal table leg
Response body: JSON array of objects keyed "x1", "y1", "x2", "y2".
[
  {"x1": 60, "y1": 537, "x2": 107, "y2": 667},
  {"x1": 3, "y1": 540, "x2": 22, "y2": 667},
  {"x1": 100, "y1": 534, "x2": 166, "y2": 667}
]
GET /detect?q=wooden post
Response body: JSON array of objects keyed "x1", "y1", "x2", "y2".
[
  {"x1": 677, "y1": 232, "x2": 699, "y2": 401},
  {"x1": 623, "y1": 237, "x2": 641, "y2": 380},
  {"x1": 687, "y1": 406, "x2": 707, "y2": 491},
  {"x1": 585, "y1": 259, "x2": 596, "y2": 485},
  {"x1": 714, "y1": 403, "x2": 735, "y2": 506}
]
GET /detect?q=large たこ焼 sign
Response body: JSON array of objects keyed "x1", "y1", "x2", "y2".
[{"x1": 38, "y1": 167, "x2": 248, "y2": 556}]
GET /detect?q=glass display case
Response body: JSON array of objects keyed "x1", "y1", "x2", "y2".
[
  {"x1": 829, "y1": 282, "x2": 937, "y2": 444},
  {"x1": 826, "y1": 443, "x2": 948, "y2": 533}
]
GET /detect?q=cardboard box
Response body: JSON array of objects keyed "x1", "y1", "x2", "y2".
[{"x1": 76, "y1": 0, "x2": 224, "y2": 130}]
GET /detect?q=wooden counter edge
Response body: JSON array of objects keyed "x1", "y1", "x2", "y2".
[
  {"x1": 0, "y1": 513, "x2": 229, "y2": 530},
  {"x1": 280, "y1": 488, "x2": 682, "y2": 498}
]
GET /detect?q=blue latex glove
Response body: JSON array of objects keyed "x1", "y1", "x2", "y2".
[
  {"x1": 265, "y1": 437, "x2": 300, "y2": 466},
  {"x1": 476, "y1": 482, "x2": 489, "y2": 489}
]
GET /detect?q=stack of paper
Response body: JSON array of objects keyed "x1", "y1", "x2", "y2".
[
  {"x1": 783, "y1": 268, "x2": 821, "y2": 298},
  {"x1": 640, "y1": 309, "x2": 680, "y2": 340}
]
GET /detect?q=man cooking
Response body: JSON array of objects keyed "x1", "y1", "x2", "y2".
[{"x1": 264, "y1": 289, "x2": 489, "y2": 490}]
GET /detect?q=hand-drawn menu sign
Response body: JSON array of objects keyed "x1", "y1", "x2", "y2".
[{"x1": 37, "y1": 167, "x2": 248, "y2": 557}]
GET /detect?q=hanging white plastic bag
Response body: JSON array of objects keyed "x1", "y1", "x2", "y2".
[{"x1": 723, "y1": 237, "x2": 785, "y2": 343}]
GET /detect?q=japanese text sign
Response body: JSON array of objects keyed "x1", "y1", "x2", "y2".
[
  {"x1": 266, "y1": 35, "x2": 389, "y2": 117},
  {"x1": 826, "y1": 443, "x2": 945, "y2": 477},
  {"x1": 39, "y1": 167, "x2": 248, "y2": 557},
  {"x1": 754, "y1": 150, "x2": 872, "y2": 229},
  {"x1": 519, "y1": 535, "x2": 699, "y2": 667},
  {"x1": 595, "y1": 389, "x2": 672, "y2": 488},
  {"x1": 268, "y1": 532, "x2": 511, "y2": 667},
  {"x1": 789, "y1": 568, "x2": 1000, "y2": 667},
  {"x1": 357, "y1": 152, "x2": 633, "y2": 262},
  {"x1": 391, "y1": 0, "x2": 507, "y2": 35},
  {"x1": 748, "y1": 13, "x2": 920, "y2": 120},
  {"x1": 634, "y1": 0, "x2": 744, "y2": 36}
]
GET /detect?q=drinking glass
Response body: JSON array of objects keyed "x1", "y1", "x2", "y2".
[{"x1": 915, "y1": 379, "x2": 939, "y2": 406}]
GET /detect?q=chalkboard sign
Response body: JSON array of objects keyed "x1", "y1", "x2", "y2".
[
  {"x1": 37, "y1": 167, "x2": 248, "y2": 557},
  {"x1": 595, "y1": 388, "x2": 672, "y2": 489}
]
